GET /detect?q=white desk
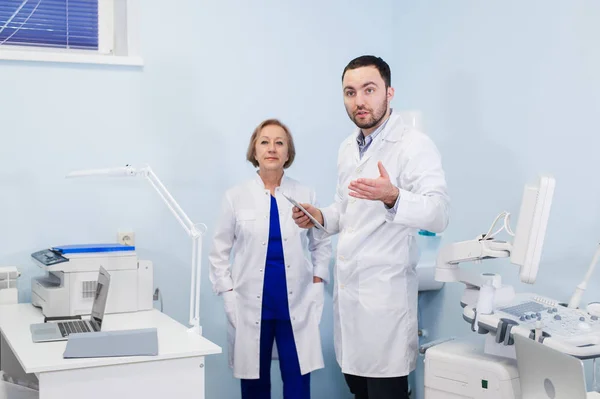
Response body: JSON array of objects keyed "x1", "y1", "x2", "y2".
[{"x1": 0, "y1": 304, "x2": 221, "y2": 399}]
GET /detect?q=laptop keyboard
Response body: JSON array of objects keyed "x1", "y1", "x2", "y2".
[{"x1": 57, "y1": 320, "x2": 96, "y2": 337}]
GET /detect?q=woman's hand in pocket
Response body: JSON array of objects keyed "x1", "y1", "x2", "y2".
[
  {"x1": 222, "y1": 290, "x2": 237, "y2": 328},
  {"x1": 311, "y1": 280, "x2": 324, "y2": 324}
]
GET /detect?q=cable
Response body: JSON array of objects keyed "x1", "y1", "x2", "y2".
[
  {"x1": 504, "y1": 213, "x2": 515, "y2": 236},
  {"x1": 417, "y1": 293, "x2": 423, "y2": 338},
  {"x1": 483, "y1": 212, "x2": 505, "y2": 239},
  {"x1": 482, "y1": 211, "x2": 515, "y2": 241},
  {"x1": 594, "y1": 358, "x2": 598, "y2": 392},
  {"x1": 483, "y1": 211, "x2": 513, "y2": 239}
]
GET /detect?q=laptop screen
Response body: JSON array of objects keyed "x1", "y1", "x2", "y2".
[{"x1": 91, "y1": 266, "x2": 111, "y2": 329}]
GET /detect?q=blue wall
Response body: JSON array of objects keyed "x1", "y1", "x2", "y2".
[
  {"x1": 0, "y1": 1, "x2": 393, "y2": 398},
  {"x1": 391, "y1": 1, "x2": 600, "y2": 397},
  {"x1": 3, "y1": 1, "x2": 600, "y2": 398}
]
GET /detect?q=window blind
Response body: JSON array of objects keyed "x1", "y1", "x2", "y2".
[{"x1": 0, "y1": 0, "x2": 98, "y2": 50}]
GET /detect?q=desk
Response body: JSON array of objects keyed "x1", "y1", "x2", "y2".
[{"x1": 0, "y1": 304, "x2": 221, "y2": 399}]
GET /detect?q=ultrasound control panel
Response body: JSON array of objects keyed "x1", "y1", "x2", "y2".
[{"x1": 478, "y1": 293, "x2": 600, "y2": 339}]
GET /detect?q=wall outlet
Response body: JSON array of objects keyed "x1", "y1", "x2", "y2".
[{"x1": 118, "y1": 231, "x2": 135, "y2": 246}]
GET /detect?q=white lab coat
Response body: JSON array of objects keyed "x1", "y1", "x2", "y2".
[
  {"x1": 209, "y1": 174, "x2": 332, "y2": 379},
  {"x1": 318, "y1": 110, "x2": 450, "y2": 378}
]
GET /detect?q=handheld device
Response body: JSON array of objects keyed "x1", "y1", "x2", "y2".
[{"x1": 282, "y1": 193, "x2": 326, "y2": 231}]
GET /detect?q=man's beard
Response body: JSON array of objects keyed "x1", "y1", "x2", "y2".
[{"x1": 347, "y1": 98, "x2": 388, "y2": 130}]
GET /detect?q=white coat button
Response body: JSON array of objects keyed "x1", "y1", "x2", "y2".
[
  {"x1": 262, "y1": 242, "x2": 266, "y2": 246},
  {"x1": 257, "y1": 295, "x2": 261, "y2": 299},
  {"x1": 284, "y1": 238, "x2": 288, "y2": 242},
  {"x1": 259, "y1": 269, "x2": 263, "y2": 272},
  {"x1": 338, "y1": 255, "x2": 345, "y2": 261},
  {"x1": 264, "y1": 216, "x2": 268, "y2": 219},
  {"x1": 255, "y1": 321, "x2": 259, "y2": 325},
  {"x1": 289, "y1": 291, "x2": 293, "y2": 295},
  {"x1": 293, "y1": 317, "x2": 296, "y2": 321},
  {"x1": 287, "y1": 264, "x2": 291, "y2": 268}
]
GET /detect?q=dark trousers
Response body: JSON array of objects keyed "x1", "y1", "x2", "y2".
[
  {"x1": 344, "y1": 373, "x2": 409, "y2": 399},
  {"x1": 241, "y1": 319, "x2": 310, "y2": 399}
]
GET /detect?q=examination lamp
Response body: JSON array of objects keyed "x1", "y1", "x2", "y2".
[{"x1": 66, "y1": 164, "x2": 206, "y2": 335}]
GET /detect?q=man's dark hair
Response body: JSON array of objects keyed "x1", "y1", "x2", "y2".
[{"x1": 342, "y1": 55, "x2": 391, "y2": 88}]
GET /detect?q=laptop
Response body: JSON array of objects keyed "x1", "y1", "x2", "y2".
[
  {"x1": 30, "y1": 266, "x2": 111, "y2": 343},
  {"x1": 514, "y1": 334, "x2": 600, "y2": 398}
]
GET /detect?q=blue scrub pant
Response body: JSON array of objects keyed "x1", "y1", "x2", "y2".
[{"x1": 241, "y1": 319, "x2": 310, "y2": 399}]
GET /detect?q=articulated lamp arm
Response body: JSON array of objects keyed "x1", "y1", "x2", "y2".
[{"x1": 66, "y1": 164, "x2": 206, "y2": 335}]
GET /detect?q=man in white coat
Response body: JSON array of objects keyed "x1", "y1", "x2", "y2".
[{"x1": 292, "y1": 55, "x2": 450, "y2": 399}]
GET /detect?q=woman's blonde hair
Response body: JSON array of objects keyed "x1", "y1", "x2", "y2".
[{"x1": 246, "y1": 119, "x2": 296, "y2": 169}]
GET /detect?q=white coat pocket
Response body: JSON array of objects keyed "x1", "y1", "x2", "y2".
[
  {"x1": 311, "y1": 283, "x2": 325, "y2": 324},
  {"x1": 358, "y1": 264, "x2": 400, "y2": 310},
  {"x1": 236, "y1": 210, "x2": 256, "y2": 221},
  {"x1": 222, "y1": 290, "x2": 237, "y2": 328}
]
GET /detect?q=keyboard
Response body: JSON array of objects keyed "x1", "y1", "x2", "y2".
[
  {"x1": 500, "y1": 301, "x2": 548, "y2": 318},
  {"x1": 57, "y1": 320, "x2": 97, "y2": 337},
  {"x1": 494, "y1": 294, "x2": 600, "y2": 339}
]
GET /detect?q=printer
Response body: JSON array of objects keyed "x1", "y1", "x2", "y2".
[{"x1": 31, "y1": 244, "x2": 153, "y2": 317}]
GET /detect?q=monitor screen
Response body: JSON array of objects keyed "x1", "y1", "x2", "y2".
[{"x1": 510, "y1": 175, "x2": 556, "y2": 284}]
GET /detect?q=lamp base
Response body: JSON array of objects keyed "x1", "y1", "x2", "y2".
[{"x1": 187, "y1": 325, "x2": 203, "y2": 336}]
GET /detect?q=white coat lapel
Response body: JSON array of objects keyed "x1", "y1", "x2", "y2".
[
  {"x1": 278, "y1": 177, "x2": 293, "y2": 227},
  {"x1": 351, "y1": 136, "x2": 360, "y2": 163},
  {"x1": 356, "y1": 112, "x2": 403, "y2": 168}
]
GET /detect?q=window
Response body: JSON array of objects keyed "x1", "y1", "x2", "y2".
[
  {"x1": 0, "y1": 0, "x2": 99, "y2": 50},
  {"x1": 0, "y1": 0, "x2": 142, "y2": 66}
]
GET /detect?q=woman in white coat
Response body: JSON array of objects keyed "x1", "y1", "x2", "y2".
[{"x1": 209, "y1": 119, "x2": 332, "y2": 399}]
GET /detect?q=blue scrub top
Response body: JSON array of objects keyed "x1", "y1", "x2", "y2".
[{"x1": 261, "y1": 195, "x2": 290, "y2": 320}]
